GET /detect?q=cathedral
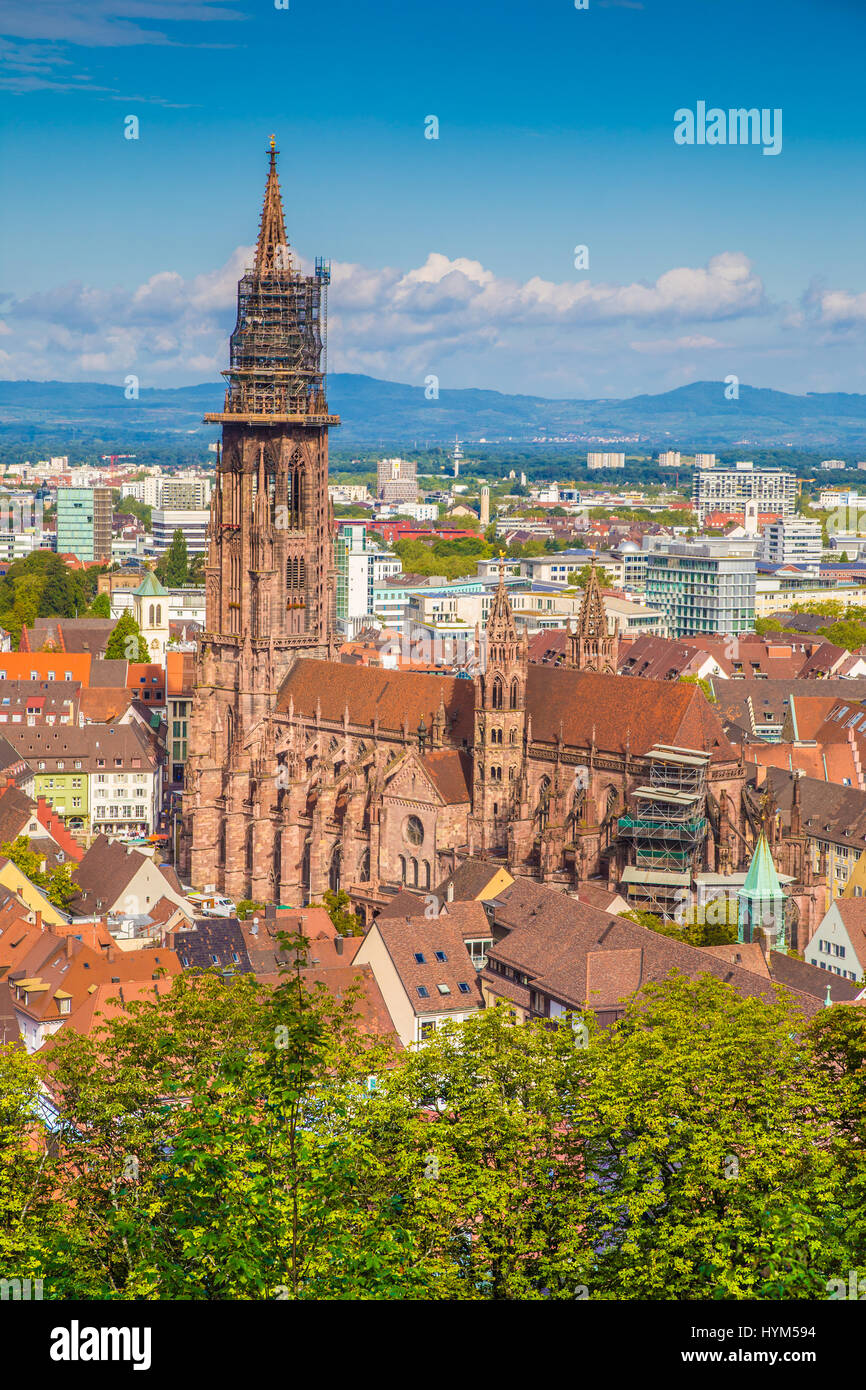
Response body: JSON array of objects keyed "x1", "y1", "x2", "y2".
[{"x1": 180, "y1": 145, "x2": 751, "y2": 912}]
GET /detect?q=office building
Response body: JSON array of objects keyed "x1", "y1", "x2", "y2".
[
  {"x1": 152, "y1": 508, "x2": 209, "y2": 554},
  {"x1": 335, "y1": 522, "x2": 402, "y2": 632},
  {"x1": 693, "y1": 462, "x2": 797, "y2": 523},
  {"x1": 645, "y1": 538, "x2": 757, "y2": 638},
  {"x1": 56, "y1": 487, "x2": 112, "y2": 562},
  {"x1": 761, "y1": 519, "x2": 823, "y2": 567}
]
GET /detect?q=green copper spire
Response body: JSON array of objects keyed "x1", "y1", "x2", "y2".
[{"x1": 738, "y1": 831, "x2": 787, "y2": 949}]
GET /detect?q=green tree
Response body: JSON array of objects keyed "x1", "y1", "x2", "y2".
[
  {"x1": 164, "y1": 530, "x2": 188, "y2": 588},
  {"x1": 818, "y1": 619, "x2": 866, "y2": 652},
  {"x1": 568, "y1": 563, "x2": 615, "y2": 589},
  {"x1": 105, "y1": 610, "x2": 151, "y2": 663},
  {"x1": 0, "y1": 836, "x2": 78, "y2": 909},
  {"x1": 235, "y1": 899, "x2": 266, "y2": 921},
  {"x1": 88, "y1": 591, "x2": 111, "y2": 618},
  {"x1": 313, "y1": 889, "x2": 363, "y2": 937}
]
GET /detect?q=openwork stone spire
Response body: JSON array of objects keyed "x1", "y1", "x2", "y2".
[
  {"x1": 566, "y1": 558, "x2": 619, "y2": 673},
  {"x1": 255, "y1": 136, "x2": 291, "y2": 275}
]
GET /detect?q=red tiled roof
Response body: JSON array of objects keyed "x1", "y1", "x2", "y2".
[
  {"x1": 525, "y1": 667, "x2": 738, "y2": 762},
  {"x1": 276, "y1": 660, "x2": 475, "y2": 745}
]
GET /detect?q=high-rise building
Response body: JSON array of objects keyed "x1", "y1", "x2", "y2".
[
  {"x1": 645, "y1": 538, "x2": 757, "y2": 637},
  {"x1": 693, "y1": 453, "x2": 716, "y2": 468},
  {"x1": 657, "y1": 451, "x2": 681, "y2": 468},
  {"x1": 56, "y1": 487, "x2": 112, "y2": 562},
  {"x1": 587, "y1": 452, "x2": 625, "y2": 469},
  {"x1": 377, "y1": 457, "x2": 417, "y2": 503},
  {"x1": 335, "y1": 522, "x2": 401, "y2": 632},
  {"x1": 761, "y1": 519, "x2": 822, "y2": 567},
  {"x1": 693, "y1": 462, "x2": 797, "y2": 523},
  {"x1": 183, "y1": 140, "x2": 337, "y2": 893}
]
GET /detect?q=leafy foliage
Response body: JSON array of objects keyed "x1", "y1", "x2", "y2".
[
  {"x1": 1, "y1": 970, "x2": 862, "y2": 1300},
  {"x1": 105, "y1": 610, "x2": 151, "y2": 663},
  {"x1": 0, "y1": 836, "x2": 78, "y2": 909}
]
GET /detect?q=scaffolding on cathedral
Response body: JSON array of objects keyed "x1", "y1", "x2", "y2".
[{"x1": 617, "y1": 744, "x2": 710, "y2": 918}]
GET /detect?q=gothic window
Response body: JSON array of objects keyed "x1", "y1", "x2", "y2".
[
  {"x1": 149, "y1": 604, "x2": 155, "y2": 626},
  {"x1": 510, "y1": 679, "x2": 520, "y2": 710},
  {"x1": 399, "y1": 855, "x2": 407, "y2": 884},
  {"x1": 493, "y1": 803, "x2": 499, "y2": 817},
  {"x1": 510, "y1": 729, "x2": 517, "y2": 745},
  {"x1": 412, "y1": 857, "x2": 419, "y2": 887},
  {"x1": 156, "y1": 605, "x2": 162, "y2": 626},
  {"x1": 245, "y1": 822, "x2": 254, "y2": 873},
  {"x1": 537, "y1": 776, "x2": 551, "y2": 831},
  {"x1": 359, "y1": 847, "x2": 370, "y2": 882},
  {"x1": 405, "y1": 815, "x2": 424, "y2": 846},
  {"x1": 509, "y1": 766, "x2": 515, "y2": 780},
  {"x1": 492, "y1": 677, "x2": 503, "y2": 710},
  {"x1": 605, "y1": 785, "x2": 619, "y2": 815},
  {"x1": 218, "y1": 819, "x2": 227, "y2": 867},
  {"x1": 329, "y1": 844, "x2": 341, "y2": 893},
  {"x1": 491, "y1": 766, "x2": 502, "y2": 782},
  {"x1": 422, "y1": 860, "x2": 431, "y2": 889}
]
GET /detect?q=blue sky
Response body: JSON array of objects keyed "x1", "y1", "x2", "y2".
[{"x1": 1, "y1": 0, "x2": 865, "y2": 399}]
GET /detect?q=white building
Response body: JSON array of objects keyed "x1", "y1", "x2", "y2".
[
  {"x1": 693, "y1": 462, "x2": 797, "y2": 523},
  {"x1": 694, "y1": 453, "x2": 716, "y2": 468},
  {"x1": 658, "y1": 451, "x2": 681, "y2": 468},
  {"x1": 761, "y1": 519, "x2": 822, "y2": 567},
  {"x1": 587, "y1": 452, "x2": 625, "y2": 469},
  {"x1": 152, "y1": 508, "x2": 209, "y2": 554}
]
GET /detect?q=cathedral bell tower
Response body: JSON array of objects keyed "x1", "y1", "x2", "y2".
[
  {"x1": 469, "y1": 559, "x2": 528, "y2": 854},
  {"x1": 181, "y1": 139, "x2": 338, "y2": 893}
]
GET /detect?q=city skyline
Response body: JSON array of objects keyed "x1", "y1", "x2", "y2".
[{"x1": 1, "y1": 0, "x2": 864, "y2": 399}]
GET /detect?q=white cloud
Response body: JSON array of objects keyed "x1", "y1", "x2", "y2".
[{"x1": 2, "y1": 244, "x2": 861, "y2": 395}]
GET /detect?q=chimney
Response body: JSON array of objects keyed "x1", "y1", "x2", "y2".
[
  {"x1": 65, "y1": 934, "x2": 74, "y2": 958},
  {"x1": 35, "y1": 910, "x2": 42, "y2": 932},
  {"x1": 250, "y1": 916, "x2": 259, "y2": 937},
  {"x1": 334, "y1": 935, "x2": 344, "y2": 955}
]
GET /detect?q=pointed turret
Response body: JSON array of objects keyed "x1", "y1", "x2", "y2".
[
  {"x1": 566, "y1": 558, "x2": 619, "y2": 673},
  {"x1": 255, "y1": 136, "x2": 291, "y2": 276},
  {"x1": 738, "y1": 831, "x2": 787, "y2": 951}
]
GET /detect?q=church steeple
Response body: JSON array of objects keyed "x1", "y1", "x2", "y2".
[
  {"x1": 738, "y1": 825, "x2": 787, "y2": 951},
  {"x1": 566, "y1": 558, "x2": 619, "y2": 673},
  {"x1": 255, "y1": 136, "x2": 291, "y2": 275},
  {"x1": 470, "y1": 557, "x2": 528, "y2": 854}
]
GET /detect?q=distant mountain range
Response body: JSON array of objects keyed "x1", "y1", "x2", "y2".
[{"x1": 1, "y1": 375, "x2": 866, "y2": 450}]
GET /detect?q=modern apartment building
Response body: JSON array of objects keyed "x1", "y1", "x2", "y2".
[
  {"x1": 657, "y1": 451, "x2": 681, "y2": 468},
  {"x1": 645, "y1": 538, "x2": 757, "y2": 637},
  {"x1": 693, "y1": 462, "x2": 796, "y2": 523},
  {"x1": 587, "y1": 452, "x2": 625, "y2": 469},
  {"x1": 122, "y1": 477, "x2": 212, "y2": 508},
  {"x1": 335, "y1": 522, "x2": 402, "y2": 633},
  {"x1": 761, "y1": 518, "x2": 822, "y2": 567},
  {"x1": 694, "y1": 453, "x2": 717, "y2": 468},
  {"x1": 56, "y1": 487, "x2": 112, "y2": 562}
]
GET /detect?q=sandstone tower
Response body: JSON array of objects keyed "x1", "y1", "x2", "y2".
[{"x1": 181, "y1": 140, "x2": 337, "y2": 893}]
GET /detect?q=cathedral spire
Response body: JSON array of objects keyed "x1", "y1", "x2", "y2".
[
  {"x1": 486, "y1": 553, "x2": 517, "y2": 644},
  {"x1": 577, "y1": 558, "x2": 608, "y2": 639},
  {"x1": 566, "y1": 557, "x2": 619, "y2": 673},
  {"x1": 255, "y1": 137, "x2": 291, "y2": 275}
]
